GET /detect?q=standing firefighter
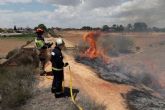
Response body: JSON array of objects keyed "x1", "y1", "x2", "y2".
[
  {"x1": 51, "y1": 38, "x2": 68, "y2": 98},
  {"x1": 35, "y1": 28, "x2": 53, "y2": 75}
]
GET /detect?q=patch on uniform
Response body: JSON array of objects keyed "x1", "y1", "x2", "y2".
[{"x1": 51, "y1": 52, "x2": 55, "y2": 56}]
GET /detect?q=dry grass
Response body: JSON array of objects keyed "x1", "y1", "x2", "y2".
[
  {"x1": 69, "y1": 95, "x2": 106, "y2": 110},
  {"x1": 6, "y1": 48, "x2": 20, "y2": 59},
  {"x1": 0, "y1": 66, "x2": 35, "y2": 110},
  {"x1": 6, "y1": 48, "x2": 39, "y2": 67},
  {"x1": 0, "y1": 48, "x2": 38, "y2": 110}
]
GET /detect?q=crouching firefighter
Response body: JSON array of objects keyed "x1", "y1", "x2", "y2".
[
  {"x1": 35, "y1": 28, "x2": 53, "y2": 75},
  {"x1": 51, "y1": 38, "x2": 68, "y2": 98}
]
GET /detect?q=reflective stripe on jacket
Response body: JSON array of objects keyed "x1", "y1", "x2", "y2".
[{"x1": 52, "y1": 67, "x2": 63, "y2": 71}]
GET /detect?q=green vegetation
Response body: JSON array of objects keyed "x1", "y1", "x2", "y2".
[
  {"x1": 0, "y1": 28, "x2": 3, "y2": 33},
  {"x1": 0, "y1": 33, "x2": 35, "y2": 41},
  {"x1": 102, "y1": 25, "x2": 109, "y2": 31},
  {"x1": 134, "y1": 22, "x2": 148, "y2": 32}
]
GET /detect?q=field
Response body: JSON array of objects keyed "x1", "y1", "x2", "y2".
[
  {"x1": 62, "y1": 31, "x2": 165, "y2": 79},
  {"x1": 62, "y1": 31, "x2": 165, "y2": 83},
  {"x1": 0, "y1": 34, "x2": 35, "y2": 57},
  {"x1": 0, "y1": 31, "x2": 165, "y2": 110},
  {"x1": 65, "y1": 32, "x2": 164, "y2": 74}
]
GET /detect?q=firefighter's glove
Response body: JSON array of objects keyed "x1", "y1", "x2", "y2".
[{"x1": 64, "y1": 62, "x2": 69, "y2": 67}]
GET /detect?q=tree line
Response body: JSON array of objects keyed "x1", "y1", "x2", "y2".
[
  {"x1": 1, "y1": 22, "x2": 165, "y2": 33},
  {"x1": 82, "y1": 22, "x2": 165, "y2": 32}
]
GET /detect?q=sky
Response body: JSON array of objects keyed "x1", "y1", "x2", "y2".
[{"x1": 0, "y1": 0, "x2": 165, "y2": 28}]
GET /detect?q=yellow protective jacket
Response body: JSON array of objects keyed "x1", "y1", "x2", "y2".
[{"x1": 35, "y1": 38, "x2": 45, "y2": 49}]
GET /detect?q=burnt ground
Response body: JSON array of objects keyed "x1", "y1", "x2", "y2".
[
  {"x1": 75, "y1": 57, "x2": 136, "y2": 84},
  {"x1": 125, "y1": 89, "x2": 165, "y2": 110},
  {"x1": 75, "y1": 55, "x2": 163, "y2": 91},
  {"x1": 75, "y1": 54, "x2": 165, "y2": 110}
]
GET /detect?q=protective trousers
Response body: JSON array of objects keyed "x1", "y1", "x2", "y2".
[{"x1": 52, "y1": 70, "x2": 64, "y2": 96}]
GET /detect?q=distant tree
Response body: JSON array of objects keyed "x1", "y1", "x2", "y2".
[
  {"x1": 116, "y1": 25, "x2": 120, "y2": 32},
  {"x1": 112, "y1": 24, "x2": 117, "y2": 32},
  {"x1": 0, "y1": 28, "x2": 3, "y2": 33},
  {"x1": 37, "y1": 24, "x2": 48, "y2": 32},
  {"x1": 148, "y1": 27, "x2": 152, "y2": 32},
  {"x1": 161, "y1": 28, "x2": 165, "y2": 32},
  {"x1": 119, "y1": 25, "x2": 124, "y2": 32},
  {"x1": 152, "y1": 27, "x2": 160, "y2": 32},
  {"x1": 126, "y1": 24, "x2": 133, "y2": 32},
  {"x1": 14, "y1": 25, "x2": 17, "y2": 31},
  {"x1": 93, "y1": 27, "x2": 101, "y2": 30},
  {"x1": 7, "y1": 29, "x2": 14, "y2": 33},
  {"x1": 111, "y1": 24, "x2": 124, "y2": 32},
  {"x1": 102, "y1": 25, "x2": 109, "y2": 31},
  {"x1": 81, "y1": 26, "x2": 92, "y2": 30},
  {"x1": 134, "y1": 22, "x2": 148, "y2": 32},
  {"x1": 112, "y1": 24, "x2": 117, "y2": 28}
]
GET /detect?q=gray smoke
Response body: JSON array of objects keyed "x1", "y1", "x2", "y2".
[{"x1": 75, "y1": 35, "x2": 164, "y2": 97}]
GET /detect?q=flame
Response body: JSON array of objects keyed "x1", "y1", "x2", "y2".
[
  {"x1": 82, "y1": 32, "x2": 110, "y2": 63},
  {"x1": 83, "y1": 32, "x2": 99, "y2": 59}
]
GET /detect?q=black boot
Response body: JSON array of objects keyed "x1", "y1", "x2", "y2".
[{"x1": 55, "y1": 92, "x2": 64, "y2": 98}]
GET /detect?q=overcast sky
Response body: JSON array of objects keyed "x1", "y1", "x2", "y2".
[{"x1": 0, "y1": 0, "x2": 165, "y2": 28}]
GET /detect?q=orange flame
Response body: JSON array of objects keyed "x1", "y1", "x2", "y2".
[
  {"x1": 82, "y1": 32, "x2": 110, "y2": 63},
  {"x1": 83, "y1": 32, "x2": 99, "y2": 59}
]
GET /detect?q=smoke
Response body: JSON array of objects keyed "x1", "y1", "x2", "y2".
[
  {"x1": 75, "y1": 34, "x2": 165, "y2": 96},
  {"x1": 97, "y1": 35, "x2": 134, "y2": 56},
  {"x1": 76, "y1": 56, "x2": 160, "y2": 88}
]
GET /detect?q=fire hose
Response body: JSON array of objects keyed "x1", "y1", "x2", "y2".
[
  {"x1": 44, "y1": 66, "x2": 83, "y2": 110},
  {"x1": 68, "y1": 66, "x2": 83, "y2": 110}
]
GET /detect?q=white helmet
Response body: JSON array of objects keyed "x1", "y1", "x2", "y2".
[{"x1": 56, "y1": 38, "x2": 65, "y2": 46}]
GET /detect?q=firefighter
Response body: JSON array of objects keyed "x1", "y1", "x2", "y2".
[
  {"x1": 35, "y1": 28, "x2": 53, "y2": 75},
  {"x1": 51, "y1": 38, "x2": 68, "y2": 98},
  {"x1": 35, "y1": 28, "x2": 53, "y2": 49}
]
